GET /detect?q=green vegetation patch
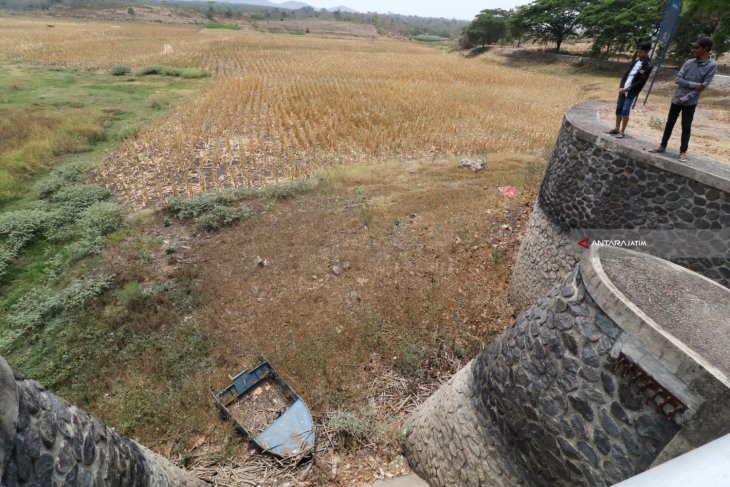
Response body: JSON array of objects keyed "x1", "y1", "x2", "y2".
[
  {"x1": 412, "y1": 34, "x2": 448, "y2": 43},
  {"x1": 205, "y1": 22, "x2": 241, "y2": 30},
  {"x1": 0, "y1": 62, "x2": 208, "y2": 202},
  {"x1": 164, "y1": 193, "x2": 253, "y2": 231},
  {"x1": 163, "y1": 179, "x2": 319, "y2": 231},
  {"x1": 137, "y1": 65, "x2": 210, "y2": 79},
  {"x1": 110, "y1": 64, "x2": 132, "y2": 76},
  {"x1": 0, "y1": 60, "x2": 217, "y2": 448}
]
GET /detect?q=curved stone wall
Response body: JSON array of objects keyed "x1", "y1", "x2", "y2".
[
  {"x1": 510, "y1": 101, "x2": 730, "y2": 312},
  {"x1": 405, "y1": 246, "x2": 730, "y2": 486},
  {"x1": 0, "y1": 358, "x2": 204, "y2": 487}
]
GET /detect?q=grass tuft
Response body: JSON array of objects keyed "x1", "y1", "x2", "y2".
[
  {"x1": 110, "y1": 65, "x2": 132, "y2": 76},
  {"x1": 137, "y1": 65, "x2": 210, "y2": 79},
  {"x1": 205, "y1": 22, "x2": 241, "y2": 30}
]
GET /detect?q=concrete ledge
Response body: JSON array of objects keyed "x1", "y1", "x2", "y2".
[
  {"x1": 564, "y1": 101, "x2": 730, "y2": 194},
  {"x1": 580, "y1": 245, "x2": 730, "y2": 392}
]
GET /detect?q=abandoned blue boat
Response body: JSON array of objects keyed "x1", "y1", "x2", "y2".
[{"x1": 212, "y1": 359, "x2": 315, "y2": 459}]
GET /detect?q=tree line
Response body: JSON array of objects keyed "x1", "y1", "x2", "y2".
[{"x1": 463, "y1": 0, "x2": 728, "y2": 61}]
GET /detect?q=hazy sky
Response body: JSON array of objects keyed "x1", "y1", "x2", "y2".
[{"x1": 309, "y1": 1, "x2": 527, "y2": 21}]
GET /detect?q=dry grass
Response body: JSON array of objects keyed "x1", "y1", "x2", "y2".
[
  {"x1": 0, "y1": 107, "x2": 103, "y2": 197},
  {"x1": 191, "y1": 157, "x2": 535, "y2": 411},
  {"x1": 106, "y1": 156, "x2": 539, "y2": 484},
  {"x1": 95, "y1": 32, "x2": 589, "y2": 206},
  {"x1": 0, "y1": 17, "x2": 593, "y2": 206}
]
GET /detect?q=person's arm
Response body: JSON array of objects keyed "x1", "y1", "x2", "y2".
[
  {"x1": 675, "y1": 60, "x2": 697, "y2": 89},
  {"x1": 699, "y1": 62, "x2": 719, "y2": 90}
]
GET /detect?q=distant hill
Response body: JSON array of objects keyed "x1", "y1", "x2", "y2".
[
  {"x1": 327, "y1": 6, "x2": 357, "y2": 13},
  {"x1": 208, "y1": 0, "x2": 356, "y2": 11},
  {"x1": 205, "y1": 0, "x2": 305, "y2": 8}
]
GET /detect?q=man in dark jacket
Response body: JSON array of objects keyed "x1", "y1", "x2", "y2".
[{"x1": 607, "y1": 41, "x2": 653, "y2": 138}]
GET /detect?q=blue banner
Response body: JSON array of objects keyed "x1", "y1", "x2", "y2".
[
  {"x1": 641, "y1": 0, "x2": 683, "y2": 105},
  {"x1": 655, "y1": 0, "x2": 683, "y2": 52}
]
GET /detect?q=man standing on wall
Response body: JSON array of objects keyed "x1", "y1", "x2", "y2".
[
  {"x1": 650, "y1": 37, "x2": 718, "y2": 162},
  {"x1": 608, "y1": 41, "x2": 653, "y2": 139}
]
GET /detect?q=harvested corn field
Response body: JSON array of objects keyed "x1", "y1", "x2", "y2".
[{"x1": 0, "y1": 17, "x2": 591, "y2": 206}]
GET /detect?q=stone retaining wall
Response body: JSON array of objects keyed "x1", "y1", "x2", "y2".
[
  {"x1": 0, "y1": 358, "x2": 204, "y2": 487},
  {"x1": 510, "y1": 101, "x2": 730, "y2": 312},
  {"x1": 405, "y1": 247, "x2": 730, "y2": 486}
]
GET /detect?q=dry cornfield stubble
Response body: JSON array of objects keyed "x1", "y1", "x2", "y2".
[{"x1": 0, "y1": 17, "x2": 589, "y2": 206}]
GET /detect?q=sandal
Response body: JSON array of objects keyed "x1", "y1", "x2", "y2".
[
  {"x1": 678, "y1": 153, "x2": 688, "y2": 162},
  {"x1": 615, "y1": 133, "x2": 625, "y2": 139},
  {"x1": 607, "y1": 129, "x2": 619, "y2": 135},
  {"x1": 649, "y1": 146, "x2": 666, "y2": 153}
]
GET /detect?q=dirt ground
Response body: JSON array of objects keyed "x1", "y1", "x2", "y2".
[{"x1": 150, "y1": 155, "x2": 542, "y2": 485}]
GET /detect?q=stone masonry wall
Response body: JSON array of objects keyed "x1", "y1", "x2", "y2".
[
  {"x1": 1, "y1": 360, "x2": 204, "y2": 487},
  {"x1": 510, "y1": 102, "x2": 730, "y2": 312},
  {"x1": 406, "y1": 268, "x2": 682, "y2": 486}
]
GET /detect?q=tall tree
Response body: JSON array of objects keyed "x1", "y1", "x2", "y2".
[
  {"x1": 579, "y1": 0, "x2": 663, "y2": 59},
  {"x1": 464, "y1": 9, "x2": 510, "y2": 47},
  {"x1": 671, "y1": 0, "x2": 729, "y2": 60},
  {"x1": 512, "y1": 0, "x2": 588, "y2": 53}
]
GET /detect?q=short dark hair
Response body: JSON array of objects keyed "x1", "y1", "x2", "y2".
[
  {"x1": 637, "y1": 41, "x2": 652, "y2": 51},
  {"x1": 690, "y1": 36, "x2": 713, "y2": 50}
]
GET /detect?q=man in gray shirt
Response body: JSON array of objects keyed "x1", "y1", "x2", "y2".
[{"x1": 650, "y1": 36, "x2": 718, "y2": 162}]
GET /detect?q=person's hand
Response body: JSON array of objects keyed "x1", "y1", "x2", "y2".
[
  {"x1": 696, "y1": 83, "x2": 705, "y2": 91},
  {"x1": 677, "y1": 98, "x2": 685, "y2": 105}
]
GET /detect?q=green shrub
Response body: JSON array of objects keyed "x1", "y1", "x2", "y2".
[
  {"x1": 138, "y1": 65, "x2": 209, "y2": 79},
  {"x1": 5, "y1": 275, "x2": 112, "y2": 332},
  {"x1": 137, "y1": 65, "x2": 166, "y2": 76},
  {"x1": 69, "y1": 235, "x2": 106, "y2": 260},
  {"x1": 249, "y1": 179, "x2": 319, "y2": 200},
  {"x1": 50, "y1": 184, "x2": 112, "y2": 218},
  {"x1": 397, "y1": 337, "x2": 422, "y2": 377},
  {"x1": 77, "y1": 202, "x2": 125, "y2": 238},
  {"x1": 153, "y1": 278, "x2": 201, "y2": 313},
  {"x1": 0, "y1": 245, "x2": 15, "y2": 280},
  {"x1": 205, "y1": 22, "x2": 241, "y2": 30},
  {"x1": 164, "y1": 193, "x2": 234, "y2": 219},
  {"x1": 165, "y1": 193, "x2": 255, "y2": 231},
  {"x1": 0, "y1": 209, "x2": 53, "y2": 250},
  {"x1": 413, "y1": 34, "x2": 448, "y2": 42},
  {"x1": 329, "y1": 410, "x2": 369, "y2": 446},
  {"x1": 110, "y1": 65, "x2": 132, "y2": 76},
  {"x1": 115, "y1": 281, "x2": 149, "y2": 311},
  {"x1": 34, "y1": 165, "x2": 83, "y2": 198},
  {"x1": 195, "y1": 205, "x2": 242, "y2": 231}
]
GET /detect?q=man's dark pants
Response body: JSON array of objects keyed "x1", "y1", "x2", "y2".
[{"x1": 660, "y1": 103, "x2": 696, "y2": 153}]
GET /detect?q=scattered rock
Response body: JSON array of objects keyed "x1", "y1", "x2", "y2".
[
  {"x1": 254, "y1": 256, "x2": 269, "y2": 267},
  {"x1": 459, "y1": 159, "x2": 486, "y2": 172},
  {"x1": 331, "y1": 265, "x2": 342, "y2": 276}
]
